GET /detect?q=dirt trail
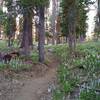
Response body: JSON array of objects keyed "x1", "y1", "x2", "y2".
[{"x1": 14, "y1": 52, "x2": 59, "y2": 100}]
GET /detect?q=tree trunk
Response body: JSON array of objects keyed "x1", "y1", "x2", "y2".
[
  {"x1": 46, "y1": 37, "x2": 49, "y2": 45},
  {"x1": 8, "y1": 36, "x2": 11, "y2": 47},
  {"x1": 51, "y1": 0, "x2": 57, "y2": 45},
  {"x1": 98, "y1": 0, "x2": 100, "y2": 21},
  {"x1": 28, "y1": 15, "x2": 33, "y2": 47},
  {"x1": 56, "y1": 15, "x2": 61, "y2": 44},
  {"x1": 73, "y1": 24, "x2": 76, "y2": 50},
  {"x1": 56, "y1": 34, "x2": 60, "y2": 44},
  {"x1": 80, "y1": 34, "x2": 84, "y2": 42},
  {"x1": 21, "y1": 13, "x2": 33, "y2": 48},
  {"x1": 67, "y1": 4, "x2": 77, "y2": 54},
  {"x1": 37, "y1": 6, "x2": 45, "y2": 63},
  {"x1": 7, "y1": 16, "x2": 12, "y2": 47},
  {"x1": 21, "y1": 11, "x2": 30, "y2": 55},
  {"x1": 68, "y1": 33, "x2": 73, "y2": 54}
]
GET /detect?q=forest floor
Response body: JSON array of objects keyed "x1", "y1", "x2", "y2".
[{"x1": 0, "y1": 51, "x2": 59, "y2": 100}]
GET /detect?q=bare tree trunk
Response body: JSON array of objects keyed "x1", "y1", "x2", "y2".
[
  {"x1": 56, "y1": 34, "x2": 60, "y2": 44},
  {"x1": 21, "y1": 12, "x2": 33, "y2": 49},
  {"x1": 68, "y1": 33, "x2": 73, "y2": 54},
  {"x1": 73, "y1": 24, "x2": 76, "y2": 50},
  {"x1": 46, "y1": 37, "x2": 49, "y2": 45},
  {"x1": 7, "y1": 16, "x2": 12, "y2": 47},
  {"x1": 67, "y1": 3, "x2": 77, "y2": 53},
  {"x1": 21, "y1": 11, "x2": 30, "y2": 55},
  {"x1": 37, "y1": 6, "x2": 45, "y2": 63},
  {"x1": 51, "y1": 0, "x2": 57, "y2": 45},
  {"x1": 28, "y1": 15, "x2": 33, "y2": 46},
  {"x1": 98, "y1": 0, "x2": 100, "y2": 21},
  {"x1": 56, "y1": 16, "x2": 61, "y2": 44},
  {"x1": 8, "y1": 36, "x2": 11, "y2": 47}
]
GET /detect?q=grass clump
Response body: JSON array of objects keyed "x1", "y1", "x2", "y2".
[{"x1": 9, "y1": 58, "x2": 32, "y2": 71}]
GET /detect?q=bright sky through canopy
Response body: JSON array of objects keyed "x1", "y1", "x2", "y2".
[
  {"x1": 2, "y1": 0, "x2": 97, "y2": 38},
  {"x1": 86, "y1": 0, "x2": 97, "y2": 37}
]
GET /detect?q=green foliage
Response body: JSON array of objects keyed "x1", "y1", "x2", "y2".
[
  {"x1": 48, "y1": 44, "x2": 69, "y2": 62},
  {"x1": 53, "y1": 89, "x2": 64, "y2": 100},
  {"x1": 30, "y1": 51, "x2": 38, "y2": 63},
  {"x1": 79, "y1": 80, "x2": 100, "y2": 100},
  {"x1": 62, "y1": 81, "x2": 72, "y2": 93},
  {"x1": 73, "y1": 50, "x2": 100, "y2": 71},
  {"x1": 9, "y1": 58, "x2": 32, "y2": 71},
  {"x1": 3, "y1": 0, "x2": 16, "y2": 38},
  {"x1": 0, "y1": 9, "x2": 3, "y2": 15},
  {"x1": 76, "y1": 3, "x2": 88, "y2": 38},
  {"x1": 0, "y1": 8, "x2": 4, "y2": 26},
  {"x1": 80, "y1": 89, "x2": 100, "y2": 100},
  {"x1": 0, "y1": 40, "x2": 6, "y2": 49},
  {"x1": 0, "y1": 61, "x2": 7, "y2": 70},
  {"x1": 60, "y1": 0, "x2": 88, "y2": 38},
  {"x1": 52, "y1": 62, "x2": 79, "y2": 99},
  {"x1": 83, "y1": 50, "x2": 100, "y2": 73},
  {"x1": 0, "y1": 58, "x2": 32, "y2": 71},
  {"x1": 20, "y1": 0, "x2": 49, "y2": 7},
  {"x1": 17, "y1": 52, "x2": 38, "y2": 64},
  {"x1": 72, "y1": 42, "x2": 100, "y2": 81},
  {"x1": 3, "y1": 17, "x2": 10, "y2": 36},
  {"x1": 58, "y1": 64, "x2": 79, "y2": 93},
  {"x1": 0, "y1": 8, "x2": 3, "y2": 20},
  {"x1": 52, "y1": 41, "x2": 100, "y2": 99},
  {"x1": 45, "y1": 32, "x2": 53, "y2": 38},
  {"x1": 2, "y1": 16, "x2": 16, "y2": 38}
]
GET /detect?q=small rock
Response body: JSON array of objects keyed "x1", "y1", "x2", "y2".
[{"x1": 48, "y1": 87, "x2": 51, "y2": 93}]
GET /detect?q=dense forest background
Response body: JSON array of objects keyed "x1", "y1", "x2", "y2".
[{"x1": 0, "y1": 0, "x2": 100, "y2": 100}]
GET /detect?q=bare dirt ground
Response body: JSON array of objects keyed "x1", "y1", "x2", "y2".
[{"x1": 0, "y1": 52, "x2": 59, "y2": 100}]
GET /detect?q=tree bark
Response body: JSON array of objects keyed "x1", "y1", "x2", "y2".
[
  {"x1": 28, "y1": 15, "x2": 33, "y2": 46},
  {"x1": 56, "y1": 34, "x2": 60, "y2": 44},
  {"x1": 21, "y1": 11, "x2": 30, "y2": 55},
  {"x1": 68, "y1": 33, "x2": 73, "y2": 54},
  {"x1": 21, "y1": 13, "x2": 33, "y2": 48},
  {"x1": 56, "y1": 16, "x2": 61, "y2": 44},
  {"x1": 67, "y1": 4, "x2": 77, "y2": 53},
  {"x1": 37, "y1": 6, "x2": 45, "y2": 63},
  {"x1": 8, "y1": 36, "x2": 11, "y2": 47},
  {"x1": 51, "y1": 0, "x2": 57, "y2": 45},
  {"x1": 98, "y1": 0, "x2": 100, "y2": 21}
]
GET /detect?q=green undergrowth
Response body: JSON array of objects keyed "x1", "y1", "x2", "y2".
[
  {"x1": 52, "y1": 41, "x2": 100, "y2": 100},
  {"x1": 0, "y1": 58, "x2": 33, "y2": 72},
  {"x1": 0, "y1": 51, "x2": 38, "y2": 71},
  {"x1": 0, "y1": 40, "x2": 38, "y2": 71}
]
